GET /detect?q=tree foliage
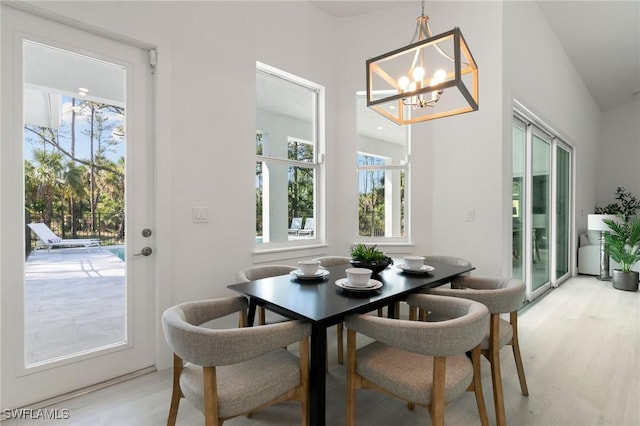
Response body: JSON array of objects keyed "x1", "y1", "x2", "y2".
[{"x1": 24, "y1": 98, "x2": 125, "y2": 242}]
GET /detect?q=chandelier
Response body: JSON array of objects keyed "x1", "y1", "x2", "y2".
[{"x1": 366, "y1": 1, "x2": 479, "y2": 125}]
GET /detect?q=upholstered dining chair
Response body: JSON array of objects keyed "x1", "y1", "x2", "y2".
[
  {"x1": 428, "y1": 276, "x2": 528, "y2": 426},
  {"x1": 408, "y1": 255, "x2": 473, "y2": 321},
  {"x1": 239, "y1": 262, "x2": 342, "y2": 366},
  {"x1": 345, "y1": 294, "x2": 490, "y2": 426},
  {"x1": 237, "y1": 265, "x2": 297, "y2": 325},
  {"x1": 162, "y1": 296, "x2": 311, "y2": 426}
]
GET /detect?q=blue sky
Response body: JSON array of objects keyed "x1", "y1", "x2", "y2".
[{"x1": 24, "y1": 95, "x2": 125, "y2": 164}]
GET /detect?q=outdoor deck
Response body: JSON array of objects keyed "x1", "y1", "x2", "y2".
[{"x1": 24, "y1": 246, "x2": 125, "y2": 365}]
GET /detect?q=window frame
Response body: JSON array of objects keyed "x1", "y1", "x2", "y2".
[
  {"x1": 254, "y1": 62, "x2": 324, "y2": 252},
  {"x1": 355, "y1": 91, "x2": 410, "y2": 243}
]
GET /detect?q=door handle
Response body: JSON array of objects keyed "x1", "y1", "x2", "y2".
[{"x1": 134, "y1": 247, "x2": 153, "y2": 256}]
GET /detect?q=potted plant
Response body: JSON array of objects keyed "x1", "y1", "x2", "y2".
[
  {"x1": 349, "y1": 243, "x2": 394, "y2": 274},
  {"x1": 595, "y1": 187, "x2": 640, "y2": 222},
  {"x1": 602, "y1": 217, "x2": 640, "y2": 291}
]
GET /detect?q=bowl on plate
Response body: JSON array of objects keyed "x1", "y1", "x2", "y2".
[
  {"x1": 345, "y1": 268, "x2": 372, "y2": 287},
  {"x1": 298, "y1": 260, "x2": 321, "y2": 275},
  {"x1": 404, "y1": 256, "x2": 425, "y2": 270}
]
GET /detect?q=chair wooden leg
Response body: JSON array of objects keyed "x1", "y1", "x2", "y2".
[
  {"x1": 337, "y1": 323, "x2": 344, "y2": 365},
  {"x1": 299, "y1": 337, "x2": 310, "y2": 426},
  {"x1": 429, "y1": 356, "x2": 446, "y2": 426},
  {"x1": 409, "y1": 306, "x2": 417, "y2": 321},
  {"x1": 488, "y1": 314, "x2": 507, "y2": 426},
  {"x1": 469, "y1": 346, "x2": 489, "y2": 426},
  {"x1": 510, "y1": 312, "x2": 529, "y2": 396},
  {"x1": 258, "y1": 306, "x2": 266, "y2": 325},
  {"x1": 202, "y1": 367, "x2": 219, "y2": 426},
  {"x1": 167, "y1": 354, "x2": 184, "y2": 426},
  {"x1": 346, "y1": 329, "x2": 357, "y2": 426},
  {"x1": 419, "y1": 308, "x2": 427, "y2": 321}
]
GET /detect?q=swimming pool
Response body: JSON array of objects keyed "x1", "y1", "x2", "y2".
[{"x1": 107, "y1": 246, "x2": 125, "y2": 261}]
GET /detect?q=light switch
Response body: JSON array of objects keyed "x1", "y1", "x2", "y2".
[
  {"x1": 465, "y1": 208, "x2": 475, "y2": 222},
  {"x1": 192, "y1": 207, "x2": 208, "y2": 223}
]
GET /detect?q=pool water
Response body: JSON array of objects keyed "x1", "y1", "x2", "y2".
[{"x1": 107, "y1": 246, "x2": 125, "y2": 261}]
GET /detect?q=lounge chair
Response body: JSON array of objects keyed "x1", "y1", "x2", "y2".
[
  {"x1": 288, "y1": 217, "x2": 303, "y2": 235},
  {"x1": 27, "y1": 222, "x2": 101, "y2": 252},
  {"x1": 298, "y1": 218, "x2": 314, "y2": 236}
]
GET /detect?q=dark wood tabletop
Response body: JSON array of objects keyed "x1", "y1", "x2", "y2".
[
  {"x1": 227, "y1": 259, "x2": 474, "y2": 426},
  {"x1": 228, "y1": 259, "x2": 474, "y2": 326}
]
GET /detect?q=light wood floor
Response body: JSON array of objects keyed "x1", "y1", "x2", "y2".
[{"x1": 4, "y1": 275, "x2": 639, "y2": 425}]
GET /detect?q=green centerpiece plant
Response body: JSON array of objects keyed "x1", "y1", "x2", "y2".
[
  {"x1": 349, "y1": 243, "x2": 393, "y2": 274},
  {"x1": 602, "y1": 217, "x2": 640, "y2": 291}
]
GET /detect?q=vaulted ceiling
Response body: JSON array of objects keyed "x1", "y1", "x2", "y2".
[{"x1": 312, "y1": 1, "x2": 640, "y2": 112}]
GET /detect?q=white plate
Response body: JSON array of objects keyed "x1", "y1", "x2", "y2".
[
  {"x1": 397, "y1": 264, "x2": 435, "y2": 274},
  {"x1": 290, "y1": 268, "x2": 329, "y2": 280},
  {"x1": 335, "y1": 278, "x2": 383, "y2": 291}
]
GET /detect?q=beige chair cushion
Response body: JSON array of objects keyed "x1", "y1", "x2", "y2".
[
  {"x1": 356, "y1": 342, "x2": 473, "y2": 405},
  {"x1": 480, "y1": 317, "x2": 513, "y2": 350},
  {"x1": 180, "y1": 349, "x2": 301, "y2": 418}
]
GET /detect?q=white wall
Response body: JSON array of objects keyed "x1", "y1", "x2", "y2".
[
  {"x1": 3, "y1": 1, "x2": 619, "y2": 373},
  {"x1": 9, "y1": 1, "x2": 339, "y2": 370},
  {"x1": 502, "y1": 1, "x2": 601, "y2": 257},
  {"x1": 335, "y1": 2, "x2": 505, "y2": 275},
  {"x1": 597, "y1": 100, "x2": 640, "y2": 208}
]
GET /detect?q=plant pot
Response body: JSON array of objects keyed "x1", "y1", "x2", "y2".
[
  {"x1": 611, "y1": 269, "x2": 639, "y2": 292},
  {"x1": 349, "y1": 259, "x2": 392, "y2": 275}
]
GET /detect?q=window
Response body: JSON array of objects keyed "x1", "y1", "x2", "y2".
[
  {"x1": 356, "y1": 93, "x2": 409, "y2": 239},
  {"x1": 256, "y1": 63, "x2": 322, "y2": 246}
]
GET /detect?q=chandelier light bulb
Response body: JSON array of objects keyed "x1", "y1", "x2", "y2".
[
  {"x1": 398, "y1": 76, "x2": 410, "y2": 91},
  {"x1": 409, "y1": 81, "x2": 417, "y2": 92},
  {"x1": 412, "y1": 66, "x2": 425, "y2": 82},
  {"x1": 431, "y1": 69, "x2": 446, "y2": 86}
]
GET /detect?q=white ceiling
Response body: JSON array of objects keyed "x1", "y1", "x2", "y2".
[
  {"x1": 537, "y1": 1, "x2": 640, "y2": 111},
  {"x1": 312, "y1": 0, "x2": 640, "y2": 112}
]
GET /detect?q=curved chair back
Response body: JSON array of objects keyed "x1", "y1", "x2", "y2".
[
  {"x1": 163, "y1": 297, "x2": 310, "y2": 366},
  {"x1": 437, "y1": 276, "x2": 525, "y2": 314},
  {"x1": 237, "y1": 264, "x2": 297, "y2": 282},
  {"x1": 313, "y1": 256, "x2": 351, "y2": 267},
  {"x1": 347, "y1": 294, "x2": 488, "y2": 356}
]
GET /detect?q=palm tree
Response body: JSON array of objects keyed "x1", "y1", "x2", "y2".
[{"x1": 30, "y1": 149, "x2": 65, "y2": 225}]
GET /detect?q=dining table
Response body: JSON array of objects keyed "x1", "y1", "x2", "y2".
[{"x1": 227, "y1": 259, "x2": 475, "y2": 426}]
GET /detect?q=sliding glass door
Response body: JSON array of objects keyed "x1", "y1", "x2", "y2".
[{"x1": 512, "y1": 113, "x2": 572, "y2": 301}]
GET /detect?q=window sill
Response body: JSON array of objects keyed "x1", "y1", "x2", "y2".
[{"x1": 252, "y1": 242, "x2": 328, "y2": 263}]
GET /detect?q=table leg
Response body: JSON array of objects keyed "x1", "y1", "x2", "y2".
[
  {"x1": 309, "y1": 323, "x2": 327, "y2": 426},
  {"x1": 387, "y1": 301, "x2": 396, "y2": 319},
  {"x1": 247, "y1": 298, "x2": 257, "y2": 326}
]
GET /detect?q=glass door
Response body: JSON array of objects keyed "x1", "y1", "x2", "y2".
[
  {"x1": 555, "y1": 143, "x2": 572, "y2": 281},
  {"x1": 531, "y1": 130, "x2": 551, "y2": 295},
  {"x1": 2, "y1": 7, "x2": 155, "y2": 409},
  {"x1": 512, "y1": 119, "x2": 526, "y2": 281},
  {"x1": 512, "y1": 111, "x2": 573, "y2": 301}
]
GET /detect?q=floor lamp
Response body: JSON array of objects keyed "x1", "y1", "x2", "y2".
[{"x1": 587, "y1": 214, "x2": 618, "y2": 281}]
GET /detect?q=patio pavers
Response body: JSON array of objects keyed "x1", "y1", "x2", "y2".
[{"x1": 24, "y1": 247, "x2": 125, "y2": 365}]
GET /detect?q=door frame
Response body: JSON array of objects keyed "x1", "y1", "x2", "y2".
[
  {"x1": 1, "y1": 5, "x2": 162, "y2": 409},
  {"x1": 513, "y1": 101, "x2": 575, "y2": 301}
]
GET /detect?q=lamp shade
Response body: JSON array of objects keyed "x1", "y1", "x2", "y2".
[
  {"x1": 587, "y1": 214, "x2": 620, "y2": 231},
  {"x1": 366, "y1": 27, "x2": 478, "y2": 125}
]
